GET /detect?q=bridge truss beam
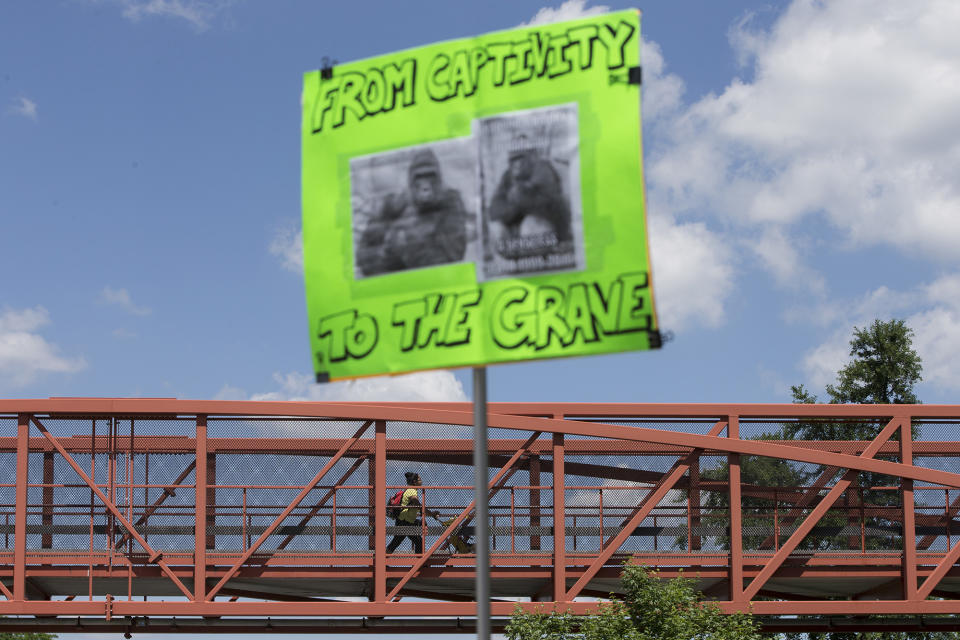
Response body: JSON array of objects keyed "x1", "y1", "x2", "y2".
[{"x1": 0, "y1": 399, "x2": 958, "y2": 632}]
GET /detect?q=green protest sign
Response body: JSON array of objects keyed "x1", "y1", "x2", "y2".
[{"x1": 302, "y1": 10, "x2": 659, "y2": 382}]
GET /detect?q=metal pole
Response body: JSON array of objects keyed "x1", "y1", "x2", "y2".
[{"x1": 473, "y1": 366, "x2": 490, "y2": 640}]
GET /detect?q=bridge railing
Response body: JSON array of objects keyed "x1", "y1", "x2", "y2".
[{"x1": 2, "y1": 483, "x2": 950, "y2": 556}]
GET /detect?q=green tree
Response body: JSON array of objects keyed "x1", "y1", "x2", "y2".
[
  {"x1": 788, "y1": 318, "x2": 922, "y2": 435},
  {"x1": 828, "y1": 318, "x2": 922, "y2": 405},
  {"x1": 696, "y1": 436, "x2": 805, "y2": 553},
  {"x1": 505, "y1": 564, "x2": 762, "y2": 640},
  {"x1": 787, "y1": 320, "x2": 923, "y2": 552},
  {"x1": 785, "y1": 320, "x2": 956, "y2": 640}
]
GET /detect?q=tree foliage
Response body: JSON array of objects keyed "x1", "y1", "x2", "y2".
[
  {"x1": 697, "y1": 434, "x2": 806, "y2": 551},
  {"x1": 828, "y1": 319, "x2": 922, "y2": 405},
  {"x1": 790, "y1": 320, "x2": 922, "y2": 546},
  {"x1": 688, "y1": 320, "x2": 941, "y2": 638},
  {"x1": 505, "y1": 564, "x2": 762, "y2": 640},
  {"x1": 785, "y1": 320, "x2": 953, "y2": 640},
  {"x1": 787, "y1": 319, "x2": 921, "y2": 439},
  {"x1": 0, "y1": 631, "x2": 55, "y2": 640},
  {"x1": 700, "y1": 320, "x2": 925, "y2": 553}
]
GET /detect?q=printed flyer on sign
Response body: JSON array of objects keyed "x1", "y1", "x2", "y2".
[
  {"x1": 475, "y1": 104, "x2": 584, "y2": 281},
  {"x1": 302, "y1": 10, "x2": 659, "y2": 382}
]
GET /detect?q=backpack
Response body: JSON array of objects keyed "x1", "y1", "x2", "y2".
[{"x1": 388, "y1": 489, "x2": 405, "y2": 509}]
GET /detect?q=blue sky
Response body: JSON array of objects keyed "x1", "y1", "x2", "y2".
[{"x1": 3, "y1": 0, "x2": 960, "y2": 409}]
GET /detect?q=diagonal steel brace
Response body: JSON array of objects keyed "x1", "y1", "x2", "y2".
[
  {"x1": 757, "y1": 464, "x2": 841, "y2": 549},
  {"x1": 31, "y1": 417, "x2": 193, "y2": 599},
  {"x1": 917, "y1": 523, "x2": 960, "y2": 598},
  {"x1": 205, "y1": 420, "x2": 372, "y2": 601},
  {"x1": 918, "y1": 490, "x2": 960, "y2": 550},
  {"x1": 275, "y1": 455, "x2": 368, "y2": 552},
  {"x1": 741, "y1": 416, "x2": 903, "y2": 601},
  {"x1": 565, "y1": 420, "x2": 728, "y2": 600},
  {"x1": 113, "y1": 459, "x2": 197, "y2": 550}
]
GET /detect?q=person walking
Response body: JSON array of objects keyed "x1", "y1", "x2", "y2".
[{"x1": 387, "y1": 471, "x2": 424, "y2": 554}]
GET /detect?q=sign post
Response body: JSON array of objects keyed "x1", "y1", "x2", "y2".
[{"x1": 473, "y1": 366, "x2": 489, "y2": 639}]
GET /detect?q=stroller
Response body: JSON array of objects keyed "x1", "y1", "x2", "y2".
[{"x1": 427, "y1": 510, "x2": 476, "y2": 553}]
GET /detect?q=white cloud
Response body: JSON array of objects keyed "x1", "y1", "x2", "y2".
[
  {"x1": 643, "y1": 114, "x2": 739, "y2": 328},
  {"x1": 637, "y1": 32, "x2": 737, "y2": 331},
  {"x1": 213, "y1": 383, "x2": 247, "y2": 401},
  {"x1": 801, "y1": 272, "x2": 960, "y2": 392},
  {"x1": 648, "y1": 215, "x2": 734, "y2": 331},
  {"x1": 0, "y1": 307, "x2": 49, "y2": 333},
  {"x1": 522, "y1": 0, "x2": 610, "y2": 26},
  {"x1": 747, "y1": 225, "x2": 824, "y2": 293},
  {"x1": 757, "y1": 363, "x2": 789, "y2": 396},
  {"x1": 800, "y1": 332, "x2": 849, "y2": 391},
  {"x1": 100, "y1": 286, "x2": 151, "y2": 316},
  {"x1": 221, "y1": 370, "x2": 468, "y2": 403},
  {"x1": 640, "y1": 40, "x2": 684, "y2": 122},
  {"x1": 104, "y1": 0, "x2": 231, "y2": 30},
  {"x1": 909, "y1": 274, "x2": 960, "y2": 391},
  {"x1": 269, "y1": 225, "x2": 303, "y2": 274},
  {"x1": 649, "y1": 0, "x2": 960, "y2": 268},
  {"x1": 909, "y1": 307, "x2": 960, "y2": 392},
  {"x1": 0, "y1": 307, "x2": 86, "y2": 386},
  {"x1": 7, "y1": 97, "x2": 37, "y2": 121}
]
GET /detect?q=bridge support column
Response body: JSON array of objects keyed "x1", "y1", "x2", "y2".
[
  {"x1": 195, "y1": 416, "x2": 207, "y2": 602},
  {"x1": 728, "y1": 415, "x2": 743, "y2": 602},
  {"x1": 374, "y1": 420, "x2": 386, "y2": 603},
  {"x1": 206, "y1": 452, "x2": 216, "y2": 551},
  {"x1": 901, "y1": 416, "x2": 917, "y2": 599},
  {"x1": 14, "y1": 414, "x2": 29, "y2": 601},
  {"x1": 368, "y1": 453, "x2": 376, "y2": 557},
  {"x1": 688, "y1": 455, "x2": 700, "y2": 551},
  {"x1": 552, "y1": 429, "x2": 565, "y2": 603}
]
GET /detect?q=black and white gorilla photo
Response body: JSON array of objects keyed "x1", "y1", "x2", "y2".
[
  {"x1": 350, "y1": 138, "x2": 477, "y2": 279},
  {"x1": 476, "y1": 103, "x2": 584, "y2": 281}
]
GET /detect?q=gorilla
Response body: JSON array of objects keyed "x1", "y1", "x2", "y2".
[
  {"x1": 356, "y1": 149, "x2": 468, "y2": 277},
  {"x1": 487, "y1": 142, "x2": 572, "y2": 259}
]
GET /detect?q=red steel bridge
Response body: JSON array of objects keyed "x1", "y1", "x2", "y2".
[{"x1": 2, "y1": 398, "x2": 960, "y2": 634}]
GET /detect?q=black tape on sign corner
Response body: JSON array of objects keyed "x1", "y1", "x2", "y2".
[
  {"x1": 648, "y1": 330, "x2": 663, "y2": 349},
  {"x1": 320, "y1": 56, "x2": 337, "y2": 80}
]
